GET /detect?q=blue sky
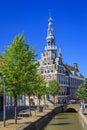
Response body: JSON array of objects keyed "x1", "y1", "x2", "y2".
[{"x1": 0, "y1": 0, "x2": 87, "y2": 77}]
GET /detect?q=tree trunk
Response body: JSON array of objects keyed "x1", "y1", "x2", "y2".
[
  {"x1": 28, "y1": 95, "x2": 32, "y2": 116},
  {"x1": 39, "y1": 98, "x2": 40, "y2": 108},
  {"x1": 14, "y1": 97, "x2": 17, "y2": 124},
  {"x1": 54, "y1": 96, "x2": 55, "y2": 106},
  {"x1": 44, "y1": 95, "x2": 46, "y2": 109},
  {"x1": 39, "y1": 98, "x2": 43, "y2": 112}
]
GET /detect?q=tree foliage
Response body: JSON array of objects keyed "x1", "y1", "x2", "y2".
[
  {"x1": 47, "y1": 79, "x2": 60, "y2": 105},
  {"x1": 47, "y1": 79, "x2": 60, "y2": 96},
  {"x1": 0, "y1": 34, "x2": 37, "y2": 123},
  {"x1": 1, "y1": 35, "x2": 26, "y2": 96},
  {"x1": 76, "y1": 79, "x2": 87, "y2": 101},
  {"x1": 35, "y1": 74, "x2": 46, "y2": 100}
]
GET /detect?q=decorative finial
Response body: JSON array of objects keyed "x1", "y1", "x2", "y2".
[
  {"x1": 58, "y1": 48, "x2": 62, "y2": 57},
  {"x1": 58, "y1": 42, "x2": 62, "y2": 57}
]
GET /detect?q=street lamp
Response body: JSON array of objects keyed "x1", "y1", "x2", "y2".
[{"x1": 3, "y1": 75, "x2": 6, "y2": 127}]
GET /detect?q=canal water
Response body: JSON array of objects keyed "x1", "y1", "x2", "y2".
[{"x1": 42, "y1": 112, "x2": 85, "y2": 130}]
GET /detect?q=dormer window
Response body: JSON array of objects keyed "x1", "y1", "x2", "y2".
[
  {"x1": 77, "y1": 72, "x2": 81, "y2": 77},
  {"x1": 72, "y1": 71, "x2": 76, "y2": 76}
]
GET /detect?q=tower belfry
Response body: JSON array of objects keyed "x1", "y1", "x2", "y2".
[{"x1": 45, "y1": 16, "x2": 57, "y2": 61}]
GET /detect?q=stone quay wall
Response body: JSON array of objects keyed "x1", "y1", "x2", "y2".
[{"x1": 19, "y1": 106, "x2": 64, "y2": 130}]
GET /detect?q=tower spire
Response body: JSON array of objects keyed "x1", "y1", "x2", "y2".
[
  {"x1": 58, "y1": 48, "x2": 62, "y2": 58},
  {"x1": 47, "y1": 16, "x2": 54, "y2": 36},
  {"x1": 45, "y1": 16, "x2": 57, "y2": 61}
]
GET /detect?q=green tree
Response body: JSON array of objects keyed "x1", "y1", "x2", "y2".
[
  {"x1": 47, "y1": 79, "x2": 60, "y2": 106},
  {"x1": 35, "y1": 74, "x2": 46, "y2": 110},
  {"x1": 76, "y1": 79, "x2": 87, "y2": 102},
  {"x1": 19, "y1": 39, "x2": 38, "y2": 116},
  {"x1": 0, "y1": 71, "x2": 3, "y2": 92},
  {"x1": 23, "y1": 62, "x2": 38, "y2": 116},
  {"x1": 0, "y1": 34, "x2": 37, "y2": 124}
]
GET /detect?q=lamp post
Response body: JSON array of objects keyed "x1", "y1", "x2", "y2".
[{"x1": 3, "y1": 75, "x2": 6, "y2": 127}]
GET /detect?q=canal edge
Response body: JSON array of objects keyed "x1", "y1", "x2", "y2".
[
  {"x1": 78, "y1": 108, "x2": 87, "y2": 129},
  {"x1": 18, "y1": 105, "x2": 64, "y2": 130}
]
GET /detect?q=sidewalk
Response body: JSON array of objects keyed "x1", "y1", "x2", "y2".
[{"x1": 0, "y1": 107, "x2": 54, "y2": 130}]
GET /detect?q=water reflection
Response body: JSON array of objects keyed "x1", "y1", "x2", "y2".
[
  {"x1": 42, "y1": 113, "x2": 84, "y2": 130},
  {"x1": 49, "y1": 122, "x2": 72, "y2": 125},
  {"x1": 54, "y1": 117, "x2": 68, "y2": 119}
]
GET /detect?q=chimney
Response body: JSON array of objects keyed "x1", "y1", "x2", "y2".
[{"x1": 73, "y1": 63, "x2": 78, "y2": 69}]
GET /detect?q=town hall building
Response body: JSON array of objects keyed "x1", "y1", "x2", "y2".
[{"x1": 38, "y1": 17, "x2": 84, "y2": 103}]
